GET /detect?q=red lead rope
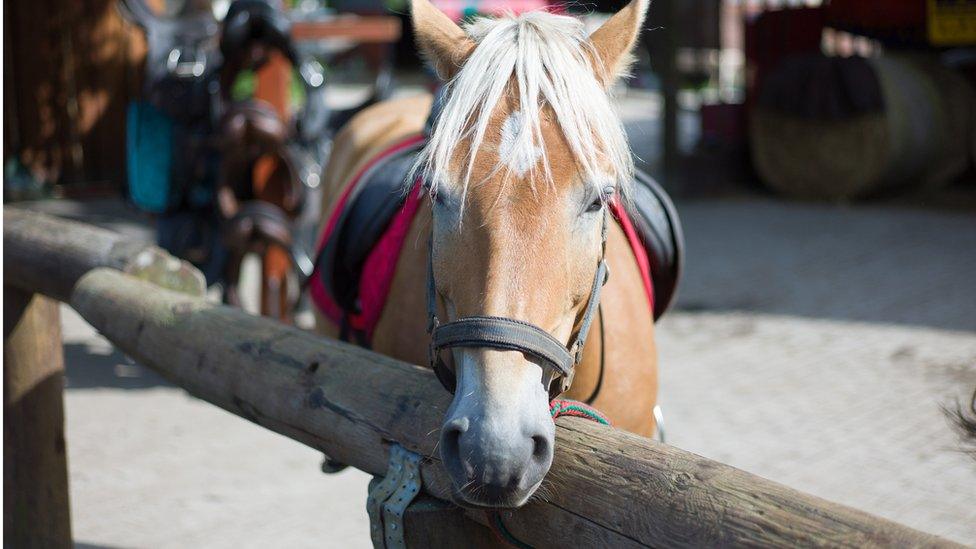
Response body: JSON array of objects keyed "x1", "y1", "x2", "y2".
[{"x1": 487, "y1": 399, "x2": 610, "y2": 548}]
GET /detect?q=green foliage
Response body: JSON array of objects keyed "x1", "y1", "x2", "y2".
[
  {"x1": 229, "y1": 67, "x2": 308, "y2": 109},
  {"x1": 230, "y1": 70, "x2": 257, "y2": 101}
]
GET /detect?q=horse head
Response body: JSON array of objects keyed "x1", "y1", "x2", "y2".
[{"x1": 412, "y1": 0, "x2": 648, "y2": 508}]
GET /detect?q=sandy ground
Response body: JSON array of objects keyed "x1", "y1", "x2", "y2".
[{"x1": 62, "y1": 307, "x2": 374, "y2": 548}]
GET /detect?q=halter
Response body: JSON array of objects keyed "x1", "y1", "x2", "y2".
[{"x1": 425, "y1": 211, "x2": 610, "y2": 399}]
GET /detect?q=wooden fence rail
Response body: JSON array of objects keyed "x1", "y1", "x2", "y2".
[
  {"x1": 4, "y1": 208, "x2": 205, "y2": 303},
  {"x1": 2, "y1": 207, "x2": 956, "y2": 548}
]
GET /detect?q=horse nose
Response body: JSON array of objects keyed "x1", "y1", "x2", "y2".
[
  {"x1": 440, "y1": 417, "x2": 471, "y2": 476},
  {"x1": 439, "y1": 414, "x2": 554, "y2": 506}
]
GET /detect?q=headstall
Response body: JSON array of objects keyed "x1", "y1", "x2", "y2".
[{"x1": 425, "y1": 209, "x2": 610, "y2": 399}]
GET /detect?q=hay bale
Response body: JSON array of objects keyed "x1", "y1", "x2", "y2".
[
  {"x1": 750, "y1": 54, "x2": 976, "y2": 200},
  {"x1": 751, "y1": 108, "x2": 890, "y2": 200}
]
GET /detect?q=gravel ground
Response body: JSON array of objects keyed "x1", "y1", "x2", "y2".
[{"x1": 655, "y1": 199, "x2": 976, "y2": 544}]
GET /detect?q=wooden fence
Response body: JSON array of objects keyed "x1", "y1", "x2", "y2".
[{"x1": 2, "y1": 206, "x2": 957, "y2": 548}]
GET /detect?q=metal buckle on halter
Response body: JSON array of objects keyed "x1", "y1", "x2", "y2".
[
  {"x1": 572, "y1": 340, "x2": 585, "y2": 365},
  {"x1": 427, "y1": 338, "x2": 441, "y2": 380},
  {"x1": 558, "y1": 368, "x2": 575, "y2": 396}
]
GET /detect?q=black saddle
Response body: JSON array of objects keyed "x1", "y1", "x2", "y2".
[
  {"x1": 319, "y1": 144, "x2": 423, "y2": 313},
  {"x1": 317, "y1": 142, "x2": 683, "y2": 321},
  {"x1": 627, "y1": 170, "x2": 684, "y2": 320}
]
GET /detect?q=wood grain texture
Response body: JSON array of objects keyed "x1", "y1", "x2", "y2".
[
  {"x1": 3, "y1": 289, "x2": 72, "y2": 548},
  {"x1": 67, "y1": 268, "x2": 954, "y2": 548},
  {"x1": 4, "y1": 207, "x2": 204, "y2": 301}
]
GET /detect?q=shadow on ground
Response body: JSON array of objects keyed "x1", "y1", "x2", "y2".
[
  {"x1": 671, "y1": 198, "x2": 976, "y2": 332},
  {"x1": 64, "y1": 342, "x2": 172, "y2": 390}
]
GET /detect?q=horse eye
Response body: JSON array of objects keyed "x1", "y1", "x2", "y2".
[{"x1": 585, "y1": 197, "x2": 603, "y2": 213}]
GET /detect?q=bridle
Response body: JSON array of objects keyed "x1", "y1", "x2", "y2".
[{"x1": 425, "y1": 209, "x2": 610, "y2": 399}]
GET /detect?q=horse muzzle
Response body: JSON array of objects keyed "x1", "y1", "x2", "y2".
[{"x1": 437, "y1": 351, "x2": 556, "y2": 508}]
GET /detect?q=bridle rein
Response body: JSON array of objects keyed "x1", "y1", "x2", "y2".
[{"x1": 425, "y1": 210, "x2": 611, "y2": 399}]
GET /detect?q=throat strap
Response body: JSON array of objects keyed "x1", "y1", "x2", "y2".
[
  {"x1": 571, "y1": 259, "x2": 607, "y2": 363},
  {"x1": 425, "y1": 236, "x2": 439, "y2": 333}
]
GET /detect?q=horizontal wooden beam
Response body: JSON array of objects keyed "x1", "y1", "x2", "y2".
[
  {"x1": 3, "y1": 207, "x2": 205, "y2": 302},
  {"x1": 3, "y1": 210, "x2": 953, "y2": 548}
]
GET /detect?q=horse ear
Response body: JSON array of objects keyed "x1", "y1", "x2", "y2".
[
  {"x1": 411, "y1": 0, "x2": 476, "y2": 80},
  {"x1": 587, "y1": 0, "x2": 649, "y2": 87}
]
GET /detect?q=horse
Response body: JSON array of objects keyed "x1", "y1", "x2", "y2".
[{"x1": 314, "y1": 0, "x2": 657, "y2": 508}]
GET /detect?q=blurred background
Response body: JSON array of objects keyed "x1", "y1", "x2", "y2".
[{"x1": 4, "y1": 0, "x2": 975, "y2": 546}]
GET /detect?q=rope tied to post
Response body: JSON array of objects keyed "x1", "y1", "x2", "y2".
[{"x1": 549, "y1": 398, "x2": 611, "y2": 426}]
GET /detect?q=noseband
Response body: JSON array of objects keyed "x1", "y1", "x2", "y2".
[{"x1": 425, "y1": 212, "x2": 610, "y2": 399}]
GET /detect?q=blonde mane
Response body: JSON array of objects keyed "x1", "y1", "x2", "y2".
[{"x1": 416, "y1": 10, "x2": 634, "y2": 202}]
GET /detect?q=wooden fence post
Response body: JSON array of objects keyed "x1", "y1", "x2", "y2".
[
  {"x1": 3, "y1": 287, "x2": 72, "y2": 548},
  {"x1": 402, "y1": 498, "x2": 498, "y2": 548}
]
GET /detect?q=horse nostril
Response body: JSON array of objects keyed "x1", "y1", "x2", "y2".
[
  {"x1": 531, "y1": 434, "x2": 551, "y2": 462},
  {"x1": 444, "y1": 426, "x2": 461, "y2": 450},
  {"x1": 440, "y1": 418, "x2": 468, "y2": 464}
]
